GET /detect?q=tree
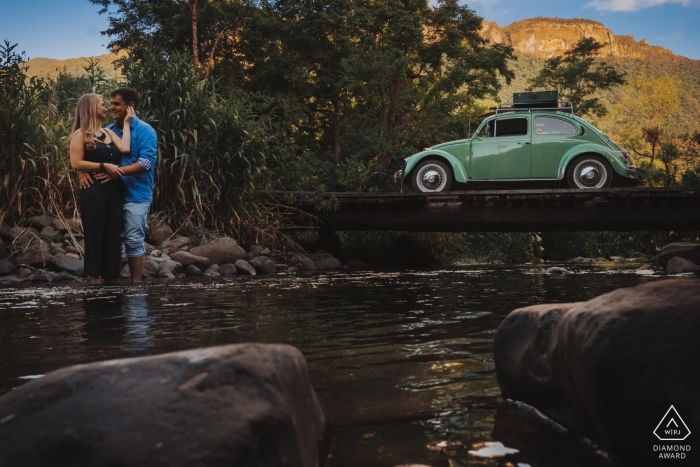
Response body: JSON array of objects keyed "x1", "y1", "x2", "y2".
[{"x1": 528, "y1": 37, "x2": 626, "y2": 117}]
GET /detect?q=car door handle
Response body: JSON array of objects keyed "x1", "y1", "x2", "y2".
[{"x1": 517, "y1": 141, "x2": 531, "y2": 145}]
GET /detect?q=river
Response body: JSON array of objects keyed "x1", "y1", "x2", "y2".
[{"x1": 0, "y1": 265, "x2": 653, "y2": 466}]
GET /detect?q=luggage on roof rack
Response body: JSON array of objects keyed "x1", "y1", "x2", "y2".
[{"x1": 513, "y1": 91, "x2": 559, "y2": 108}]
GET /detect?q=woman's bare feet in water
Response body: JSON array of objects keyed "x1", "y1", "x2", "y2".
[
  {"x1": 87, "y1": 277, "x2": 104, "y2": 285},
  {"x1": 103, "y1": 278, "x2": 120, "y2": 285}
]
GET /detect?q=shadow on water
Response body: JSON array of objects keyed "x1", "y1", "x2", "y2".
[{"x1": 0, "y1": 265, "x2": 654, "y2": 466}]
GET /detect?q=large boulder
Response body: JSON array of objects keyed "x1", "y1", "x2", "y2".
[
  {"x1": 666, "y1": 256, "x2": 700, "y2": 275},
  {"x1": 15, "y1": 241, "x2": 53, "y2": 268},
  {"x1": 169, "y1": 250, "x2": 210, "y2": 269},
  {"x1": 0, "y1": 344, "x2": 326, "y2": 467},
  {"x1": 494, "y1": 279, "x2": 700, "y2": 467},
  {"x1": 190, "y1": 237, "x2": 246, "y2": 266},
  {"x1": 53, "y1": 254, "x2": 84, "y2": 276},
  {"x1": 310, "y1": 252, "x2": 342, "y2": 271},
  {"x1": 289, "y1": 253, "x2": 317, "y2": 272},
  {"x1": 656, "y1": 242, "x2": 700, "y2": 268}
]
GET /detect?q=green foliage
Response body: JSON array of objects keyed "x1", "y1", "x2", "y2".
[{"x1": 528, "y1": 38, "x2": 626, "y2": 117}]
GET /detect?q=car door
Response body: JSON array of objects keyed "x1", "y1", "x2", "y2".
[
  {"x1": 469, "y1": 116, "x2": 531, "y2": 180},
  {"x1": 531, "y1": 115, "x2": 581, "y2": 178}
]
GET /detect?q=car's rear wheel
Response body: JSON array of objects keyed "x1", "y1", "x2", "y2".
[
  {"x1": 412, "y1": 160, "x2": 453, "y2": 193},
  {"x1": 567, "y1": 155, "x2": 612, "y2": 189}
]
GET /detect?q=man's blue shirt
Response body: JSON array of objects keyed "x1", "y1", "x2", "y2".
[{"x1": 107, "y1": 117, "x2": 157, "y2": 203}]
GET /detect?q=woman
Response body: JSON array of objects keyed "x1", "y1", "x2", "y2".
[{"x1": 69, "y1": 94, "x2": 134, "y2": 284}]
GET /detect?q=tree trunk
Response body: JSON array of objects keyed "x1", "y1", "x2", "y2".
[
  {"x1": 333, "y1": 98, "x2": 341, "y2": 156},
  {"x1": 387, "y1": 80, "x2": 405, "y2": 130},
  {"x1": 190, "y1": 0, "x2": 200, "y2": 68}
]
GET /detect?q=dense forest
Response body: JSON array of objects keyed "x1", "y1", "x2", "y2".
[{"x1": 2, "y1": 0, "x2": 699, "y2": 263}]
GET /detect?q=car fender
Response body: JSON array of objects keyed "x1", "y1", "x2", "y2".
[
  {"x1": 557, "y1": 144, "x2": 628, "y2": 180},
  {"x1": 405, "y1": 151, "x2": 469, "y2": 183}
]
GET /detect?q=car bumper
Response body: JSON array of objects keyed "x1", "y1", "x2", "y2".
[
  {"x1": 626, "y1": 166, "x2": 647, "y2": 181},
  {"x1": 393, "y1": 169, "x2": 404, "y2": 183}
]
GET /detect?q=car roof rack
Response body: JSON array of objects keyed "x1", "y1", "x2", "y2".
[{"x1": 493, "y1": 101, "x2": 575, "y2": 115}]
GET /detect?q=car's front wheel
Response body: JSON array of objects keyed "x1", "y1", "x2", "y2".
[
  {"x1": 412, "y1": 160, "x2": 453, "y2": 193},
  {"x1": 566, "y1": 155, "x2": 612, "y2": 189}
]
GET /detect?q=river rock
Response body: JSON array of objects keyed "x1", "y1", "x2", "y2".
[
  {"x1": 185, "y1": 264, "x2": 202, "y2": 276},
  {"x1": 0, "y1": 275, "x2": 21, "y2": 285},
  {"x1": 311, "y1": 253, "x2": 342, "y2": 271},
  {"x1": 219, "y1": 263, "x2": 237, "y2": 277},
  {"x1": 608, "y1": 255, "x2": 625, "y2": 261},
  {"x1": 0, "y1": 239, "x2": 8, "y2": 259},
  {"x1": 52, "y1": 272, "x2": 79, "y2": 282},
  {"x1": 203, "y1": 264, "x2": 220, "y2": 276},
  {"x1": 143, "y1": 260, "x2": 159, "y2": 276},
  {"x1": 15, "y1": 242, "x2": 53, "y2": 268},
  {"x1": 635, "y1": 264, "x2": 655, "y2": 275},
  {"x1": 54, "y1": 254, "x2": 84, "y2": 276},
  {"x1": 24, "y1": 215, "x2": 55, "y2": 231},
  {"x1": 494, "y1": 279, "x2": 700, "y2": 467},
  {"x1": 9, "y1": 226, "x2": 40, "y2": 244},
  {"x1": 289, "y1": 253, "x2": 317, "y2": 272},
  {"x1": 169, "y1": 251, "x2": 210, "y2": 269},
  {"x1": 40, "y1": 226, "x2": 63, "y2": 244},
  {"x1": 146, "y1": 217, "x2": 173, "y2": 246},
  {"x1": 0, "y1": 221, "x2": 11, "y2": 240},
  {"x1": 190, "y1": 237, "x2": 246, "y2": 266},
  {"x1": 666, "y1": 256, "x2": 700, "y2": 275},
  {"x1": 0, "y1": 344, "x2": 326, "y2": 467},
  {"x1": 234, "y1": 259, "x2": 256, "y2": 275},
  {"x1": 545, "y1": 267, "x2": 571, "y2": 275},
  {"x1": 159, "y1": 235, "x2": 189, "y2": 253},
  {"x1": 0, "y1": 258, "x2": 15, "y2": 276},
  {"x1": 249, "y1": 245, "x2": 265, "y2": 255},
  {"x1": 15, "y1": 265, "x2": 34, "y2": 279},
  {"x1": 158, "y1": 260, "x2": 182, "y2": 278},
  {"x1": 259, "y1": 259, "x2": 278, "y2": 275},
  {"x1": 120, "y1": 264, "x2": 131, "y2": 278},
  {"x1": 656, "y1": 242, "x2": 700, "y2": 268},
  {"x1": 31, "y1": 269, "x2": 55, "y2": 282}
]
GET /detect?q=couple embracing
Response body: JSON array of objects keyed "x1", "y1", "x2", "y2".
[{"x1": 69, "y1": 88, "x2": 157, "y2": 285}]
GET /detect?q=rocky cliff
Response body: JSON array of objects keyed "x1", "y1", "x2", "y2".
[{"x1": 481, "y1": 17, "x2": 677, "y2": 61}]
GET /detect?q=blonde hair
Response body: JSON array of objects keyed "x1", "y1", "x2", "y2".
[{"x1": 69, "y1": 94, "x2": 104, "y2": 151}]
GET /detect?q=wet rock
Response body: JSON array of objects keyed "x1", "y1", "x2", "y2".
[
  {"x1": 608, "y1": 255, "x2": 625, "y2": 261},
  {"x1": 40, "y1": 226, "x2": 63, "y2": 244},
  {"x1": 0, "y1": 221, "x2": 11, "y2": 240},
  {"x1": 666, "y1": 256, "x2": 700, "y2": 275},
  {"x1": 120, "y1": 264, "x2": 131, "y2": 278},
  {"x1": 234, "y1": 259, "x2": 256, "y2": 275},
  {"x1": 159, "y1": 235, "x2": 189, "y2": 253},
  {"x1": 635, "y1": 264, "x2": 655, "y2": 275},
  {"x1": 289, "y1": 253, "x2": 317, "y2": 272},
  {"x1": 286, "y1": 266, "x2": 298, "y2": 274},
  {"x1": 249, "y1": 245, "x2": 265, "y2": 255},
  {"x1": 180, "y1": 245, "x2": 189, "y2": 252},
  {"x1": 149, "y1": 255, "x2": 168, "y2": 264},
  {"x1": 169, "y1": 251, "x2": 210, "y2": 270},
  {"x1": 0, "y1": 344, "x2": 326, "y2": 467},
  {"x1": 15, "y1": 242, "x2": 53, "y2": 268},
  {"x1": 0, "y1": 275, "x2": 21, "y2": 285},
  {"x1": 344, "y1": 259, "x2": 368, "y2": 269},
  {"x1": 24, "y1": 215, "x2": 54, "y2": 231},
  {"x1": 185, "y1": 265, "x2": 202, "y2": 276},
  {"x1": 656, "y1": 242, "x2": 700, "y2": 268},
  {"x1": 189, "y1": 237, "x2": 246, "y2": 266},
  {"x1": 150, "y1": 249, "x2": 162, "y2": 258},
  {"x1": 65, "y1": 245, "x2": 79, "y2": 255},
  {"x1": 494, "y1": 279, "x2": 700, "y2": 467},
  {"x1": 546, "y1": 267, "x2": 571, "y2": 275},
  {"x1": 244, "y1": 252, "x2": 255, "y2": 261},
  {"x1": 31, "y1": 269, "x2": 55, "y2": 282},
  {"x1": 203, "y1": 264, "x2": 220, "y2": 276},
  {"x1": 146, "y1": 217, "x2": 173, "y2": 246},
  {"x1": 65, "y1": 253, "x2": 81, "y2": 260},
  {"x1": 52, "y1": 272, "x2": 79, "y2": 282},
  {"x1": 54, "y1": 254, "x2": 84, "y2": 276},
  {"x1": 259, "y1": 259, "x2": 278, "y2": 275},
  {"x1": 144, "y1": 260, "x2": 160, "y2": 276},
  {"x1": 9, "y1": 226, "x2": 41, "y2": 245},
  {"x1": 310, "y1": 253, "x2": 342, "y2": 271},
  {"x1": 159, "y1": 260, "x2": 182, "y2": 278},
  {"x1": 625, "y1": 256, "x2": 648, "y2": 263},
  {"x1": 0, "y1": 258, "x2": 15, "y2": 276},
  {"x1": 219, "y1": 263, "x2": 237, "y2": 277},
  {"x1": 630, "y1": 251, "x2": 648, "y2": 259}
]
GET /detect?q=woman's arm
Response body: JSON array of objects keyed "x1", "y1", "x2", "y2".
[
  {"x1": 104, "y1": 106, "x2": 135, "y2": 153},
  {"x1": 70, "y1": 131, "x2": 124, "y2": 178}
]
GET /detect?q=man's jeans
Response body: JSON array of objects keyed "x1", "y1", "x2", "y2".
[{"x1": 122, "y1": 201, "x2": 151, "y2": 258}]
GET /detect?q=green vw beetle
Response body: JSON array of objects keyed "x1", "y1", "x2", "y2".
[{"x1": 395, "y1": 92, "x2": 646, "y2": 192}]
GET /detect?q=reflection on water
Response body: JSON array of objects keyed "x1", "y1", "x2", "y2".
[{"x1": 0, "y1": 266, "x2": 652, "y2": 466}]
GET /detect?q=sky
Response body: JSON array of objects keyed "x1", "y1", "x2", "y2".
[{"x1": 1, "y1": 0, "x2": 699, "y2": 60}]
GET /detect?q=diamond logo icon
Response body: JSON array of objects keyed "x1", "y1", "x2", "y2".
[{"x1": 654, "y1": 406, "x2": 691, "y2": 441}]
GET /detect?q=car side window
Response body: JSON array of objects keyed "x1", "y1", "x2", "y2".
[
  {"x1": 477, "y1": 121, "x2": 494, "y2": 138},
  {"x1": 534, "y1": 117, "x2": 577, "y2": 135},
  {"x1": 494, "y1": 118, "x2": 528, "y2": 137}
]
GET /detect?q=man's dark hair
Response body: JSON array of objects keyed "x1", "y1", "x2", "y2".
[{"x1": 110, "y1": 87, "x2": 141, "y2": 109}]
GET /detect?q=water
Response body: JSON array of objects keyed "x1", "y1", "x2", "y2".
[{"x1": 0, "y1": 265, "x2": 654, "y2": 466}]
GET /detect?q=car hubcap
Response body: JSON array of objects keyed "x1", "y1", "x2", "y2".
[
  {"x1": 575, "y1": 161, "x2": 606, "y2": 188},
  {"x1": 418, "y1": 166, "x2": 446, "y2": 191}
]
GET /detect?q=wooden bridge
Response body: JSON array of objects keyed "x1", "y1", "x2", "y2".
[{"x1": 271, "y1": 188, "x2": 700, "y2": 232}]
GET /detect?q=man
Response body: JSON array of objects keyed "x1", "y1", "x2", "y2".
[{"x1": 81, "y1": 88, "x2": 157, "y2": 284}]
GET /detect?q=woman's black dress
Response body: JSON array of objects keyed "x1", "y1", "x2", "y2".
[{"x1": 80, "y1": 132, "x2": 123, "y2": 279}]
